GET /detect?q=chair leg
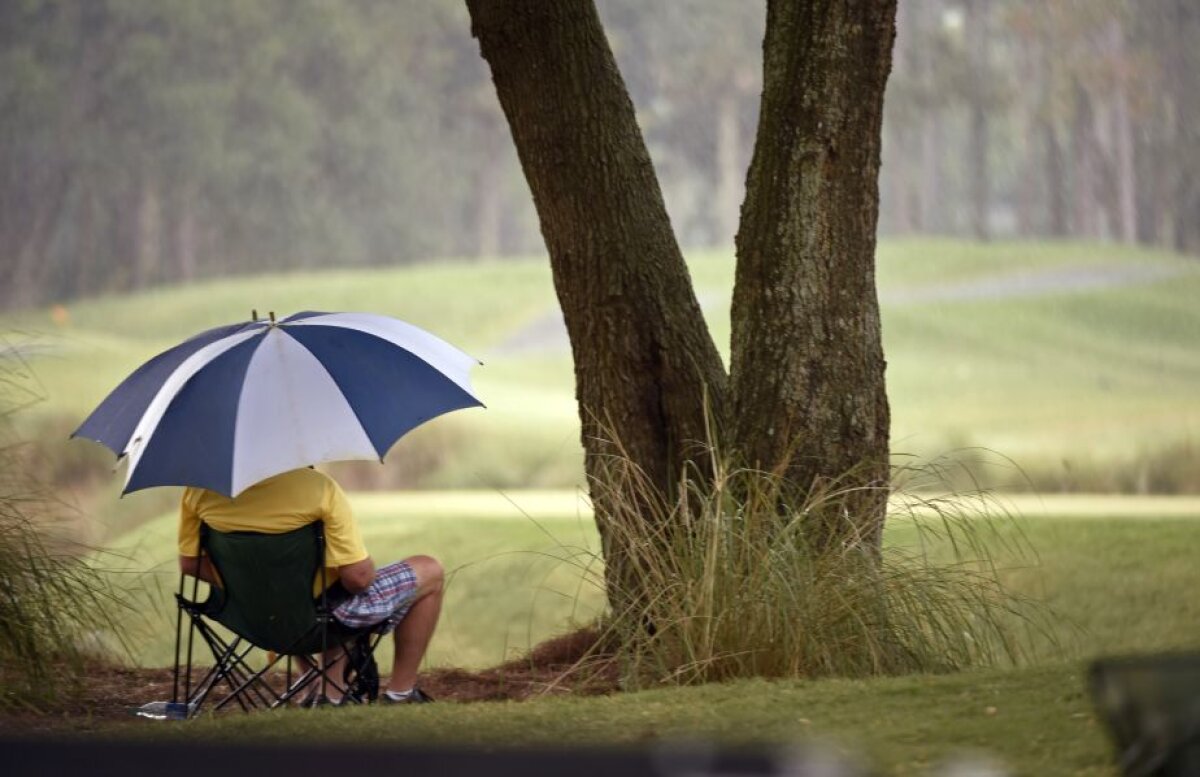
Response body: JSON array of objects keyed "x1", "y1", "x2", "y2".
[
  {"x1": 189, "y1": 620, "x2": 281, "y2": 714},
  {"x1": 173, "y1": 613, "x2": 392, "y2": 714},
  {"x1": 174, "y1": 609, "x2": 228, "y2": 717},
  {"x1": 192, "y1": 625, "x2": 261, "y2": 713},
  {"x1": 172, "y1": 578, "x2": 186, "y2": 705},
  {"x1": 342, "y1": 633, "x2": 382, "y2": 704},
  {"x1": 211, "y1": 642, "x2": 273, "y2": 712},
  {"x1": 212, "y1": 644, "x2": 291, "y2": 713}
]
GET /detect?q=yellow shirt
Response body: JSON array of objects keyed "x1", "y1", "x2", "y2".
[{"x1": 178, "y1": 468, "x2": 368, "y2": 595}]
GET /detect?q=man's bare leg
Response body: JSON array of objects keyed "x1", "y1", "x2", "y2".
[
  {"x1": 386, "y1": 554, "x2": 444, "y2": 693},
  {"x1": 294, "y1": 648, "x2": 350, "y2": 703}
]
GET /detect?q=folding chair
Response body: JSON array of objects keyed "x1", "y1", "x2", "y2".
[{"x1": 170, "y1": 521, "x2": 388, "y2": 718}]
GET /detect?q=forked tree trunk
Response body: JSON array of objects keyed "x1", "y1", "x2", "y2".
[
  {"x1": 730, "y1": 0, "x2": 894, "y2": 554},
  {"x1": 469, "y1": 0, "x2": 897, "y2": 612},
  {"x1": 466, "y1": 0, "x2": 728, "y2": 607}
]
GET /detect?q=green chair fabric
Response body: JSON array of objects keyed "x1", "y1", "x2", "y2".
[{"x1": 201, "y1": 522, "x2": 334, "y2": 656}]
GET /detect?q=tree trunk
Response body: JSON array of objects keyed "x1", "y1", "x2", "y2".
[
  {"x1": 916, "y1": 0, "x2": 943, "y2": 234},
  {"x1": 1163, "y1": 0, "x2": 1200, "y2": 254},
  {"x1": 475, "y1": 114, "x2": 505, "y2": 260},
  {"x1": 134, "y1": 173, "x2": 162, "y2": 289},
  {"x1": 965, "y1": 0, "x2": 990, "y2": 241},
  {"x1": 174, "y1": 191, "x2": 198, "y2": 282},
  {"x1": 7, "y1": 171, "x2": 71, "y2": 308},
  {"x1": 1071, "y1": 82, "x2": 1100, "y2": 239},
  {"x1": 920, "y1": 111, "x2": 944, "y2": 233},
  {"x1": 1043, "y1": 118, "x2": 1068, "y2": 237},
  {"x1": 466, "y1": 0, "x2": 729, "y2": 608},
  {"x1": 71, "y1": 184, "x2": 100, "y2": 299},
  {"x1": 1107, "y1": 21, "x2": 1138, "y2": 245},
  {"x1": 885, "y1": 0, "x2": 916, "y2": 235},
  {"x1": 885, "y1": 124, "x2": 914, "y2": 234},
  {"x1": 1015, "y1": 31, "x2": 1040, "y2": 237},
  {"x1": 730, "y1": 0, "x2": 894, "y2": 554}
]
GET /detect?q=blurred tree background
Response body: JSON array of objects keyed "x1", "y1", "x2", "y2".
[{"x1": 1, "y1": 0, "x2": 1196, "y2": 309}]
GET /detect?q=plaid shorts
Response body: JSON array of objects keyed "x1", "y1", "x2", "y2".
[{"x1": 331, "y1": 560, "x2": 419, "y2": 629}]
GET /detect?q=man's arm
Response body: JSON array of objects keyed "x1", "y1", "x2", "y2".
[
  {"x1": 338, "y1": 557, "x2": 376, "y2": 594},
  {"x1": 179, "y1": 554, "x2": 218, "y2": 584},
  {"x1": 322, "y1": 475, "x2": 375, "y2": 593}
]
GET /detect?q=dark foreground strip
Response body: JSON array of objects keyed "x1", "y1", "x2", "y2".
[{"x1": 0, "y1": 739, "x2": 871, "y2": 777}]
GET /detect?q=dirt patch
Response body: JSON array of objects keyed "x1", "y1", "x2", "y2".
[
  {"x1": 0, "y1": 628, "x2": 618, "y2": 734},
  {"x1": 425, "y1": 626, "x2": 618, "y2": 702}
]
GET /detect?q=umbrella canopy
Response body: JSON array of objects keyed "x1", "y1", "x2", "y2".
[{"x1": 73, "y1": 311, "x2": 483, "y2": 497}]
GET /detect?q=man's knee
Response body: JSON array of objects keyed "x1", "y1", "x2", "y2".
[{"x1": 405, "y1": 555, "x2": 443, "y2": 593}]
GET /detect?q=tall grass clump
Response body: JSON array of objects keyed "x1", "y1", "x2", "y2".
[
  {"x1": 583, "y1": 437, "x2": 1047, "y2": 688},
  {"x1": 0, "y1": 344, "x2": 127, "y2": 709}
]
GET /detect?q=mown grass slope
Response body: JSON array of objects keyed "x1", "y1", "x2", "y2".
[
  {"x1": 101, "y1": 492, "x2": 1200, "y2": 672},
  {"x1": 139, "y1": 663, "x2": 1108, "y2": 776},
  {"x1": 7, "y1": 239, "x2": 1199, "y2": 516},
  {"x1": 106, "y1": 494, "x2": 1200, "y2": 777}
]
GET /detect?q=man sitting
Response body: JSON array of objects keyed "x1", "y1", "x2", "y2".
[{"x1": 178, "y1": 466, "x2": 441, "y2": 704}]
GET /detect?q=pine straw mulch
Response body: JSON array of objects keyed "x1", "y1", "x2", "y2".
[{"x1": 0, "y1": 627, "x2": 619, "y2": 736}]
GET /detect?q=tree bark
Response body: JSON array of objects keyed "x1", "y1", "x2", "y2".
[
  {"x1": 475, "y1": 139, "x2": 504, "y2": 260},
  {"x1": 730, "y1": 0, "x2": 895, "y2": 554},
  {"x1": 7, "y1": 171, "x2": 71, "y2": 308},
  {"x1": 466, "y1": 0, "x2": 729, "y2": 607},
  {"x1": 885, "y1": 124, "x2": 914, "y2": 234},
  {"x1": 1043, "y1": 118, "x2": 1068, "y2": 237},
  {"x1": 884, "y1": 0, "x2": 916, "y2": 235},
  {"x1": 1015, "y1": 30, "x2": 1040, "y2": 237},
  {"x1": 1071, "y1": 82, "x2": 1101, "y2": 239},
  {"x1": 920, "y1": 111, "x2": 944, "y2": 234},
  {"x1": 174, "y1": 191, "x2": 198, "y2": 282},
  {"x1": 965, "y1": 0, "x2": 990, "y2": 241},
  {"x1": 916, "y1": 0, "x2": 943, "y2": 234},
  {"x1": 474, "y1": 110, "x2": 507, "y2": 260},
  {"x1": 133, "y1": 173, "x2": 162, "y2": 289},
  {"x1": 1107, "y1": 20, "x2": 1137, "y2": 245},
  {"x1": 1162, "y1": 0, "x2": 1200, "y2": 254}
]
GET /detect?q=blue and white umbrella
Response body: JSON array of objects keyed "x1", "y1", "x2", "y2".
[{"x1": 73, "y1": 311, "x2": 483, "y2": 497}]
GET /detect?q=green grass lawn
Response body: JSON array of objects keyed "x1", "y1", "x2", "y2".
[
  {"x1": 5, "y1": 240, "x2": 1199, "y2": 529},
  {"x1": 99, "y1": 491, "x2": 1200, "y2": 776},
  {"x1": 134, "y1": 663, "x2": 1108, "y2": 775},
  {"x1": 100, "y1": 491, "x2": 1200, "y2": 671}
]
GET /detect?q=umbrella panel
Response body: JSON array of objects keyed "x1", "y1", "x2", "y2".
[
  {"x1": 72, "y1": 320, "x2": 262, "y2": 455},
  {"x1": 124, "y1": 336, "x2": 261, "y2": 496},
  {"x1": 283, "y1": 325, "x2": 483, "y2": 458}
]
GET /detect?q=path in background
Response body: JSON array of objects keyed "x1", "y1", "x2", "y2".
[{"x1": 492, "y1": 262, "x2": 1185, "y2": 356}]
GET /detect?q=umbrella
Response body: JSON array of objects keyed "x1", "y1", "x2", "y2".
[{"x1": 73, "y1": 311, "x2": 483, "y2": 497}]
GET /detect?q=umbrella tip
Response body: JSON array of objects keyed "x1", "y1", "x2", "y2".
[{"x1": 251, "y1": 309, "x2": 258, "y2": 322}]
